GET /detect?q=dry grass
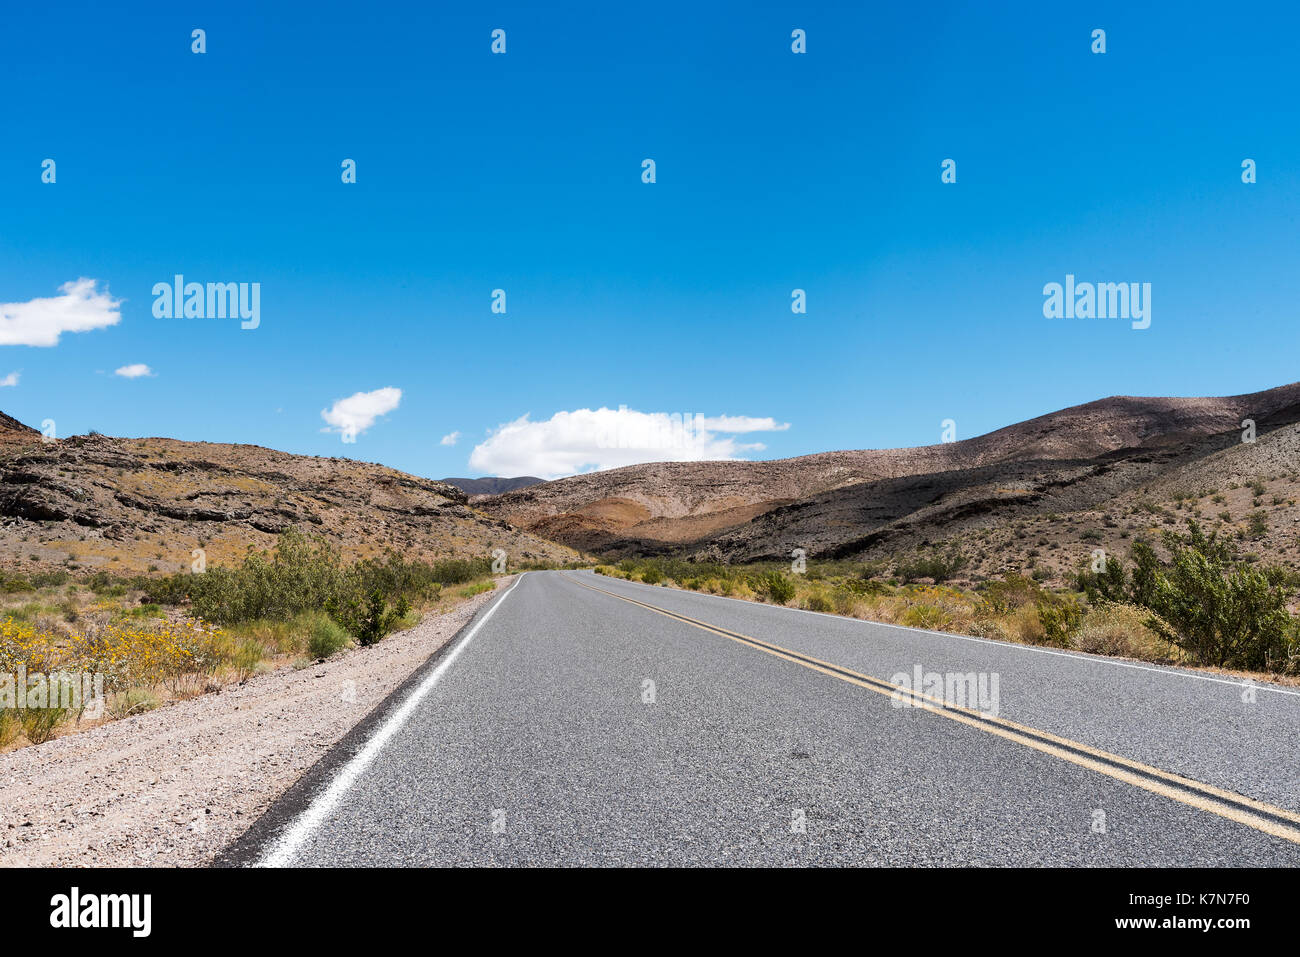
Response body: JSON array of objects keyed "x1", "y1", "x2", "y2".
[
  {"x1": 0, "y1": 552, "x2": 513, "y2": 752},
  {"x1": 594, "y1": 561, "x2": 1296, "y2": 684}
]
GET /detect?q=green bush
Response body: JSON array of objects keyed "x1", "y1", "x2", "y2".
[
  {"x1": 1142, "y1": 522, "x2": 1294, "y2": 670},
  {"x1": 1070, "y1": 525, "x2": 1296, "y2": 671},
  {"x1": 30, "y1": 570, "x2": 70, "y2": 588},
  {"x1": 1037, "y1": 596, "x2": 1082, "y2": 647},
  {"x1": 330, "y1": 588, "x2": 408, "y2": 647},
  {"x1": 19, "y1": 706, "x2": 68, "y2": 745},
  {"x1": 134, "y1": 529, "x2": 493, "y2": 652},
  {"x1": 640, "y1": 565, "x2": 664, "y2": 585},
  {"x1": 896, "y1": 548, "x2": 968, "y2": 584},
  {"x1": 804, "y1": 590, "x2": 834, "y2": 613},
  {"x1": 1075, "y1": 554, "x2": 1128, "y2": 604},
  {"x1": 427, "y1": 558, "x2": 492, "y2": 585},
  {"x1": 306, "y1": 614, "x2": 352, "y2": 660},
  {"x1": 977, "y1": 575, "x2": 1045, "y2": 615},
  {"x1": 0, "y1": 708, "x2": 18, "y2": 748},
  {"x1": 759, "y1": 571, "x2": 796, "y2": 604}
]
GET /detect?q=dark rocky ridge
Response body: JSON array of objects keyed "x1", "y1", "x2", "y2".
[{"x1": 0, "y1": 428, "x2": 574, "y2": 574}]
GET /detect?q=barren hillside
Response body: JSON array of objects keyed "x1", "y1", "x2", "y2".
[
  {"x1": 0, "y1": 419, "x2": 576, "y2": 575},
  {"x1": 476, "y1": 382, "x2": 1300, "y2": 568}
]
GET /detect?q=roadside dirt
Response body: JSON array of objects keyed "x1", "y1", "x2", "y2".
[{"x1": 0, "y1": 580, "x2": 506, "y2": 867}]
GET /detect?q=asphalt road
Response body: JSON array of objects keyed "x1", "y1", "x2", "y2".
[{"x1": 231, "y1": 570, "x2": 1300, "y2": 866}]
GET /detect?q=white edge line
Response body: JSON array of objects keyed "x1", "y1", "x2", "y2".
[
  {"x1": 255, "y1": 573, "x2": 526, "y2": 867},
  {"x1": 567, "y1": 571, "x2": 1300, "y2": 699}
]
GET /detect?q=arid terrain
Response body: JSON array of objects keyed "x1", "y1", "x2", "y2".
[
  {"x1": 0, "y1": 420, "x2": 575, "y2": 575},
  {"x1": 441, "y1": 476, "x2": 544, "y2": 496},
  {"x1": 475, "y1": 382, "x2": 1300, "y2": 581},
  {"x1": 0, "y1": 581, "x2": 506, "y2": 866}
]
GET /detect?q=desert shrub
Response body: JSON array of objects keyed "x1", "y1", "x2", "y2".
[
  {"x1": 70, "y1": 617, "x2": 226, "y2": 693},
  {"x1": 1141, "y1": 522, "x2": 1294, "y2": 671},
  {"x1": 640, "y1": 565, "x2": 664, "y2": 585},
  {"x1": 137, "y1": 574, "x2": 190, "y2": 605},
  {"x1": 1075, "y1": 554, "x2": 1128, "y2": 604},
  {"x1": 1070, "y1": 603, "x2": 1172, "y2": 661},
  {"x1": 900, "y1": 603, "x2": 950, "y2": 631},
  {"x1": 107, "y1": 688, "x2": 162, "y2": 719},
  {"x1": 225, "y1": 637, "x2": 265, "y2": 683},
  {"x1": 330, "y1": 589, "x2": 407, "y2": 647},
  {"x1": 306, "y1": 614, "x2": 351, "y2": 660},
  {"x1": 803, "y1": 589, "x2": 834, "y2": 613},
  {"x1": 895, "y1": 548, "x2": 968, "y2": 584},
  {"x1": 1037, "y1": 595, "x2": 1082, "y2": 647},
  {"x1": 977, "y1": 575, "x2": 1044, "y2": 615},
  {"x1": 30, "y1": 571, "x2": 70, "y2": 588},
  {"x1": 427, "y1": 558, "x2": 492, "y2": 585},
  {"x1": 19, "y1": 708, "x2": 67, "y2": 745},
  {"x1": 827, "y1": 588, "x2": 857, "y2": 617},
  {"x1": 1002, "y1": 604, "x2": 1048, "y2": 644},
  {"x1": 142, "y1": 530, "x2": 479, "y2": 650},
  {"x1": 1079, "y1": 523, "x2": 1294, "y2": 670},
  {"x1": 975, "y1": 575, "x2": 1078, "y2": 647},
  {"x1": 451, "y1": 582, "x2": 490, "y2": 601},
  {"x1": 758, "y1": 571, "x2": 796, "y2": 605},
  {"x1": 1264, "y1": 565, "x2": 1300, "y2": 591},
  {"x1": 842, "y1": 577, "x2": 893, "y2": 597},
  {"x1": 175, "y1": 529, "x2": 346, "y2": 623},
  {"x1": 0, "y1": 707, "x2": 19, "y2": 748}
]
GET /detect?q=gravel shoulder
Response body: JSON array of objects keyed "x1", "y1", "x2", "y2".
[{"x1": 0, "y1": 579, "x2": 508, "y2": 867}]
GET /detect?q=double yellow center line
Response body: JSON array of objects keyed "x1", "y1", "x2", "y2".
[{"x1": 565, "y1": 573, "x2": 1300, "y2": 847}]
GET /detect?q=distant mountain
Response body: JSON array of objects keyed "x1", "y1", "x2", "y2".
[
  {"x1": 441, "y1": 476, "x2": 546, "y2": 496},
  {"x1": 472, "y1": 382, "x2": 1300, "y2": 578}
]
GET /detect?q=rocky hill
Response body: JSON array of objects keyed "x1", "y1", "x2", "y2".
[
  {"x1": 441, "y1": 476, "x2": 545, "y2": 496},
  {"x1": 0, "y1": 420, "x2": 575, "y2": 575},
  {"x1": 475, "y1": 382, "x2": 1300, "y2": 577}
]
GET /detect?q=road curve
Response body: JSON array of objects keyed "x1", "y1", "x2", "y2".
[{"x1": 228, "y1": 570, "x2": 1300, "y2": 866}]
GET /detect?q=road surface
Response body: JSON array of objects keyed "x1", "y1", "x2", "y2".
[{"x1": 226, "y1": 570, "x2": 1300, "y2": 866}]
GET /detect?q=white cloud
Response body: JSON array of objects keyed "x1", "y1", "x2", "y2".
[
  {"x1": 320, "y1": 387, "x2": 402, "y2": 438},
  {"x1": 0, "y1": 372, "x2": 18, "y2": 387},
  {"x1": 468, "y1": 407, "x2": 791, "y2": 480},
  {"x1": 0, "y1": 279, "x2": 122, "y2": 347},
  {"x1": 440, "y1": 431, "x2": 461, "y2": 446},
  {"x1": 114, "y1": 363, "x2": 154, "y2": 379}
]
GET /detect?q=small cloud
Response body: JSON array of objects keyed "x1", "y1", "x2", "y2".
[
  {"x1": 0, "y1": 279, "x2": 122, "y2": 347},
  {"x1": 440, "y1": 431, "x2": 461, "y2": 446},
  {"x1": 320, "y1": 387, "x2": 402, "y2": 438},
  {"x1": 114, "y1": 363, "x2": 154, "y2": 379},
  {"x1": 0, "y1": 372, "x2": 19, "y2": 388}
]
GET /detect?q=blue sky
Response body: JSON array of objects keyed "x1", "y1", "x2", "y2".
[{"x1": 2, "y1": 1, "x2": 1298, "y2": 480}]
